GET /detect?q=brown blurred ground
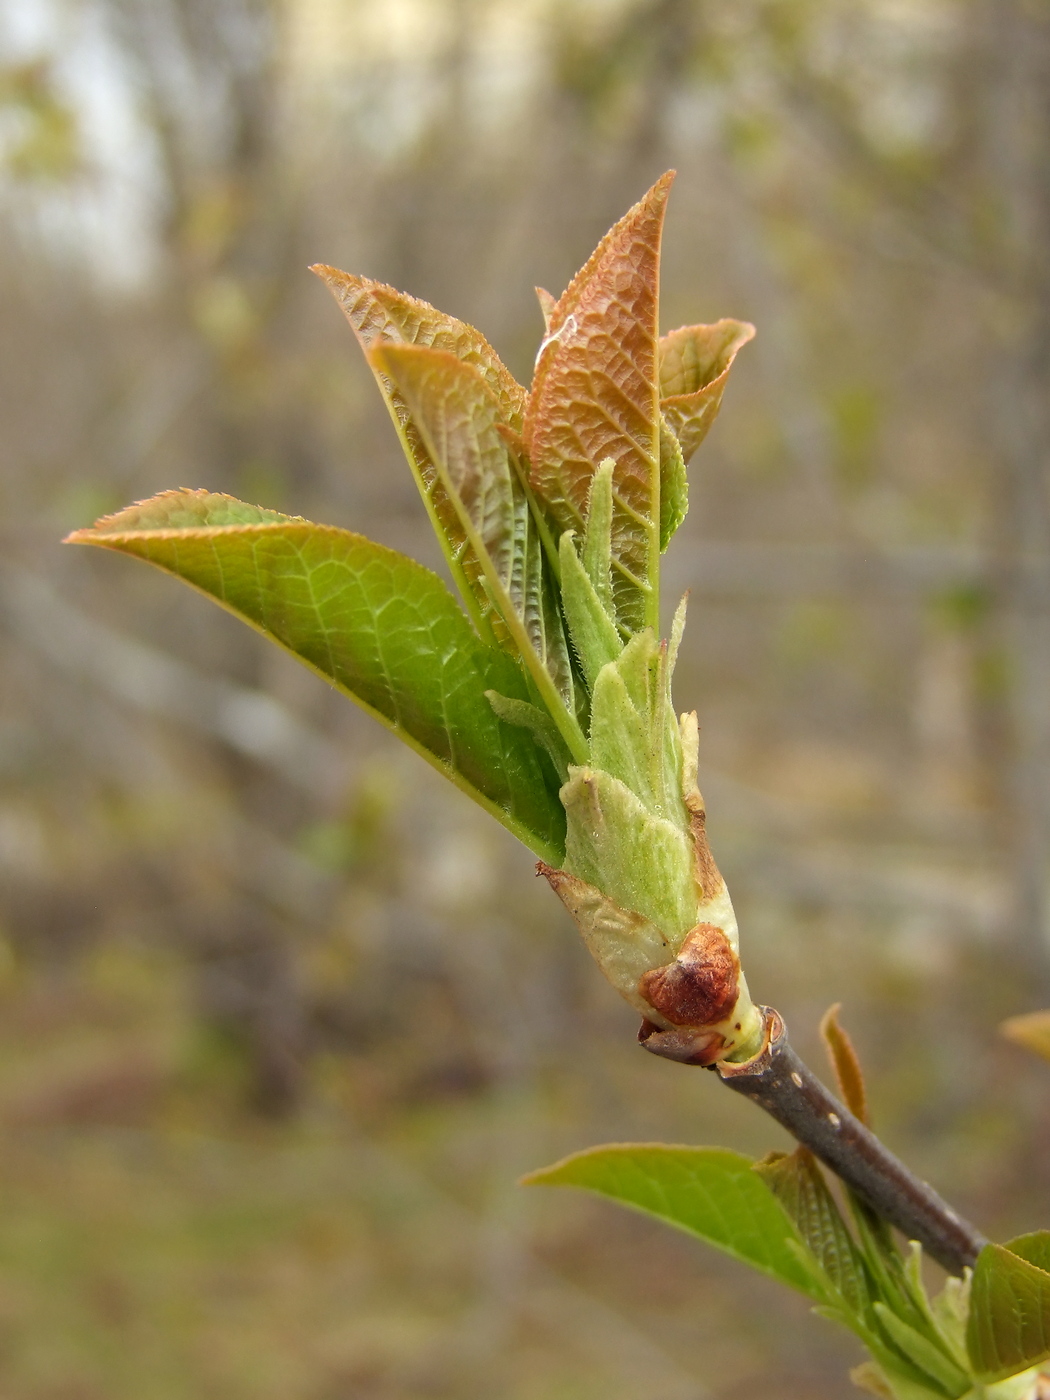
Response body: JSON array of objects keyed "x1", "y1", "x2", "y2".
[{"x1": 0, "y1": 1, "x2": 1049, "y2": 1396}]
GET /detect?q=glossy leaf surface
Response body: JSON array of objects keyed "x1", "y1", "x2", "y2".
[
  {"x1": 66, "y1": 491, "x2": 566, "y2": 862},
  {"x1": 523, "y1": 1144, "x2": 825, "y2": 1300},
  {"x1": 967, "y1": 1243, "x2": 1050, "y2": 1382}
]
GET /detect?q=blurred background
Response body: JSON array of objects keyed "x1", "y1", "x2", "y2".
[{"x1": 0, "y1": 0, "x2": 1049, "y2": 1395}]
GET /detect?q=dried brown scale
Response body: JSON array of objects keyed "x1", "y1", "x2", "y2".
[
  {"x1": 638, "y1": 923, "x2": 739, "y2": 1028},
  {"x1": 637, "y1": 1018, "x2": 725, "y2": 1066},
  {"x1": 683, "y1": 793, "x2": 721, "y2": 903}
]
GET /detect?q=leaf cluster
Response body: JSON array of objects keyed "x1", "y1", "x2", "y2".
[
  {"x1": 526, "y1": 1011, "x2": 1050, "y2": 1397},
  {"x1": 66, "y1": 173, "x2": 753, "y2": 869},
  {"x1": 527, "y1": 1145, "x2": 1050, "y2": 1398}
]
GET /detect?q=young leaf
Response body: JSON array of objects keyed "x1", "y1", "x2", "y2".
[
  {"x1": 658, "y1": 319, "x2": 755, "y2": 461},
  {"x1": 966, "y1": 1243, "x2": 1050, "y2": 1383},
  {"x1": 560, "y1": 765, "x2": 697, "y2": 944},
  {"x1": 581, "y1": 459, "x2": 616, "y2": 617},
  {"x1": 65, "y1": 491, "x2": 566, "y2": 863},
  {"x1": 522, "y1": 1144, "x2": 827, "y2": 1301},
  {"x1": 871, "y1": 1305, "x2": 970, "y2": 1396},
  {"x1": 659, "y1": 416, "x2": 689, "y2": 550},
  {"x1": 588, "y1": 630, "x2": 684, "y2": 827},
  {"x1": 524, "y1": 173, "x2": 674, "y2": 634},
  {"x1": 1004, "y1": 1232, "x2": 1050, "y2": 1276},
  {"x1": 313, "y1": 266, "x2": 527, "y2": 647},
  {"x1": 754, "y1": 1148, "x2": 871, "y2": 1320},
  {"x1": 373, "y1": 342, "x2": 584, "y2": 760},
  {"x1": 485, "y1": 691, "x2": 571, "y2": 782},
  {"x1": 558, "y1": 531, "x2": 623, "y2": 690}
]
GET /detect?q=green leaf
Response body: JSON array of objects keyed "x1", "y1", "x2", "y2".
[
  {"x1": 588, "y1": 631, "x2": 685, "y2": 827},
  {"x1": 313, "y1": 265, "x2": 527, "y2": 649},
  {"x1": 967, "y1": 1242, "x2": 1050, "y2": 1383},
  {"x1": 658, "y1": 319, "x2": 755, "y2": 461},
  {"x1": 659, "y1": 415, "x2": 689, "y2": 550},
  {"x1": 524, "y1": 173, "x2": 673, "y2": 634},
  {"x1": 561, "y1": 765, "x2": 697, "y2": 944},
  {"x1": 522, "y1": 1144, "x2": 826, "y2": 1300},
  {"x1": 753, "y1": 1149, "x2": 871, "y2": 1320},
  {"x1": 581, "y1": 459, "x2": 617, "y2": 619},
  {"x1": 873, "y1": 1305, "x2": 970, "y2": 1396},
  {"x1": 558, "y1": 531, "x2": 623, "y2": 690},
  {"x1": 1005, "y1": 1232, "x2": 1050, "y2": 1276},
  {"x1": 374, "y1": 343, "x2": 585, "y2": 762},
  {"x1": 66, "y1": 490, "x2": 566, "y2": 863}
]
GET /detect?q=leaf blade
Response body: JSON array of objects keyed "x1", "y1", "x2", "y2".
[
  {"x1": 659, "y1": 319, "x2": 755, "y2": 461},
  {"x1": 524, "y1": 173, "x2": 674, "y2": 633},
  {"x1": 523, "y1": 1144, "x2": 827, "y2": 1301},
  {"x1": 66, "y1": 490, "x2": 566, "y2": 862},
  {"x1": 374, "y1": 342, "x2": 583, "y2": 756},
  {"x1": 966, "y1": 1243, "x2": 1050, "y2": 1383},
  {"x1": 313, "y1": 265, "x2": 527, "y2": 645}
]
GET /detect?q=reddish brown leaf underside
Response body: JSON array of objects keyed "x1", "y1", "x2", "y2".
[
  {"x1": 659, "y1": 319, "x2": 755, "y2": 461},
  {"x1": 524, "y1": 172, "x2": 674, "y2": 630}
]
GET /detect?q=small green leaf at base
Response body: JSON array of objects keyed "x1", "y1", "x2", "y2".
[
  {"x1": 967, "y1": 1242, "x2": 1050, "y2": 1383},
  {"x1": 522, "y1": 1144, "x2": 826, "y2": 1301}
]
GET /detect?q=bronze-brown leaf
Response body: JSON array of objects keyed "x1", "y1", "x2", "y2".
[
  {"x1": 659, "y1": 319, "x2": 755, "y2": 461},
  {"x1": 524, "y1": 172, "x2": 674, "y2": 633}
]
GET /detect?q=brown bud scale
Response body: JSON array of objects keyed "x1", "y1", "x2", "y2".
[{"x1": 638, "y1": 923, "x2": 739, "y2": 1028}]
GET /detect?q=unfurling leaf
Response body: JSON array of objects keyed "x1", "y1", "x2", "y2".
[
  {"x1": 560, "y1": 765, "x2": 697, "y2": 945},
  {"x1": 967, "y1": 1242, "x2": 1050, "y2": 1382},
  {"x1": 524, "y1": 173, "x2": 673, "y2": 634},
  {"x1": 658, "y1": 318, "x2": 755, "y2": 461},
  {"x1": 312, "y1": 266, "x2": 527, "y2": 647},
  {"x1": 558, "y1": 531, "x2": 623, "y2": 690},
  {"x1": 523, "y1": 1144, "x2": 826, "y2": 1301},
  {"x1": 581, "y1": 458, "x2": 616, "y2": 618},
  {"x1": 587, "y1": 630, "x2": 684, "y2": 826},
  {"x1": 373, "y1": 342, "x2": 585, "y2": 760},
  {"x1": 754, "y1": 1148, "x2": 871, "y2": 1318},
  {"x1": 65, "y1": 491, "x2": 566, "y2": 862},
  {"x1": 658, "y1": 415, "x2": 689, "y2": 550}
]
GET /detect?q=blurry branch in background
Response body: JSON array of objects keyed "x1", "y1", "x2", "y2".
[{"x1": 3, "y1": 569, "x2": 346, "y2": 799}]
